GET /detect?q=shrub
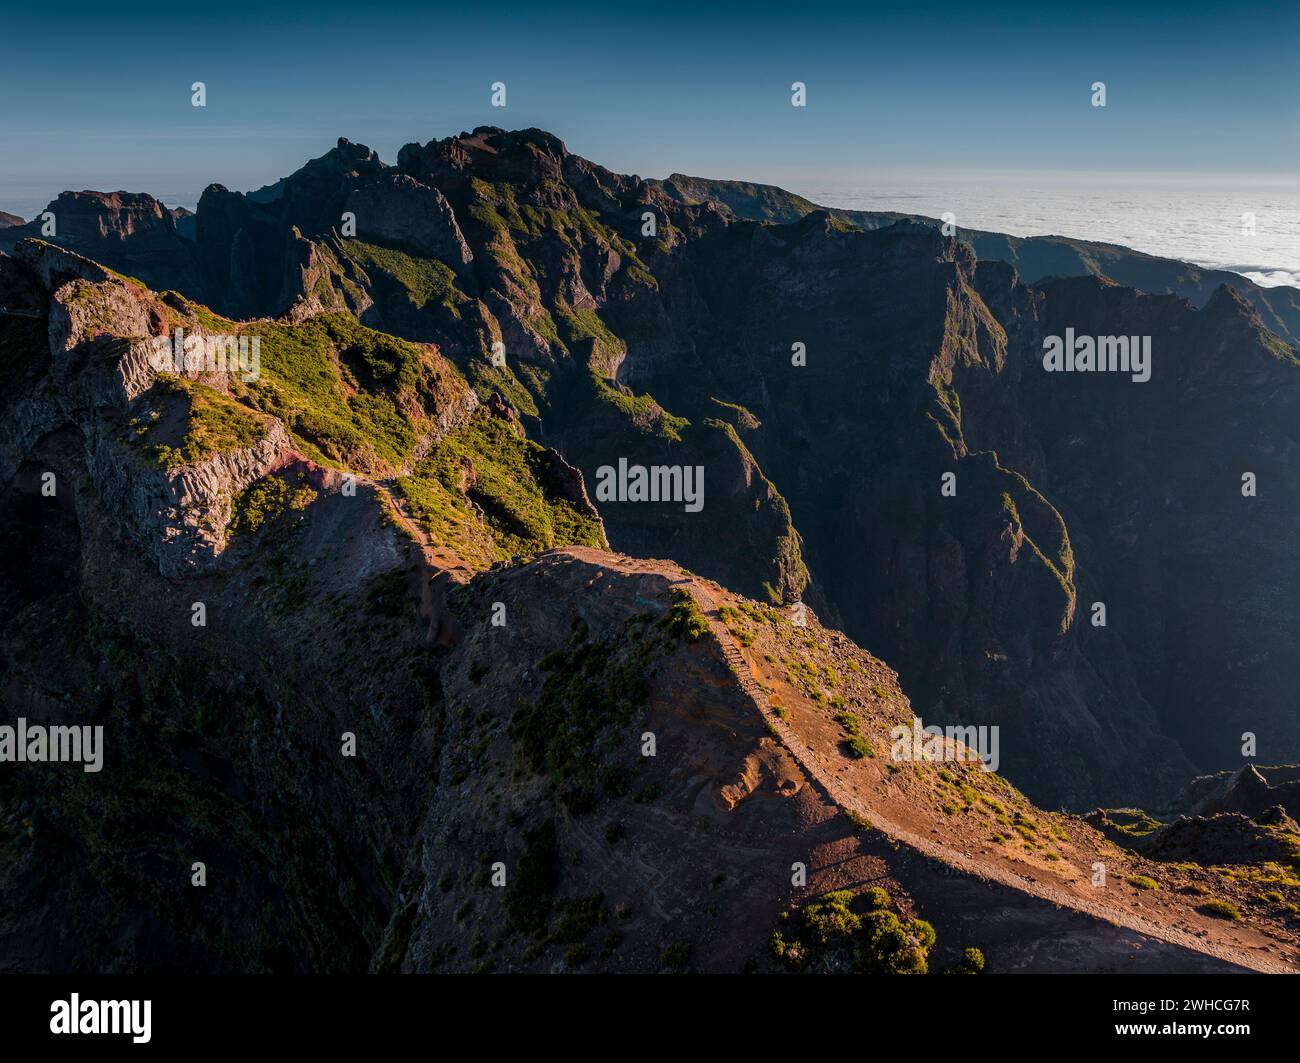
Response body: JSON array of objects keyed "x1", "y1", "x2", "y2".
[
  {"x1": 948, "y1": 946, "x2": 986, "y2": 974},
  {"x1": 661, "y1": 589, "x2": 709, "y2": 642},
  {"x1": 862, "y1": 887, "x2": 890, "y2": 911},
  {"x1": 229, "y1": 473, "x2": 317, "y2": 537},
  {"x1": 661, "y1": 940, "x2": 692, "y2": 972},
  {"x1": 1201, "y1": 900, "x2": 1242, "y2": 921},
  {"x1": 771, "y1": 887, "x2": 934, "y2": 974},
  {"x1": 845, "y1": 735, "x2": 874, "y2": 759},
  {"x1": 550, "y1": 894, "x2": 608, "y2": 944},
  {"x1": 844, "y1": 809, "x2": 871, "y2": 833},
  {"x1": 1127, "y1": 875, "x2": 1160, "y2": 891},
  {"x1": 837, "y1": 711, "x2": 862, "y2": 736}
]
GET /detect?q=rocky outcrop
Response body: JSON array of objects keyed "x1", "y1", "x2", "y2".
[
  {"x1": 12, "y1": 238, "x2": 115, "y2": 290},
  {"x1": 0, "y1": 192, "x2": 205, "y2": 296},
  {"x1": 1144, "y1": 809, "x2": 1300, "y2": 865},
  {"x1": 7, "y1": 130, "x2": 1300, "y2": 813},
  {"x1": 88, "y1": 415, "x2": 296, "y2": 577},
  {"x1": 2, "y1": 242, "x2": 305, "y2": 576},
  {"x1": 1178, "y1": 764, "x2": 1300, "y2": 823},
  {"x1": 344, "y1": 174, "x2": 472, "y2": 269}
]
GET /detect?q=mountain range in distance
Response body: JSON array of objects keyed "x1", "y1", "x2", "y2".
[{"x1": 2, "y1": 126, "x2": 1299, "y2": 974}]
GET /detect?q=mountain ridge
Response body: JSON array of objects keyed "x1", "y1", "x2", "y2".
[
  {"x1": 6, "y1": 128, "x2": 1299, "y2": 809},
  {"x1": 3, "y1": 131, "x2": 1300, "y2": 973}
]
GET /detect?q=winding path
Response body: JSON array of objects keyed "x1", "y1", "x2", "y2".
[{"x1": 680, "y1": 576, "x2": 1294, "y2": 974}]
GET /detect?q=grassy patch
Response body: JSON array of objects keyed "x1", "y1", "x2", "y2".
[
  {"x1": 141, "y1": 376, "x2": 267, "y2": 469},
  {"x1": 337, "y1": 240, "x2": 466, "y2": 316},
  {"x1": 229, "y1": 473, "x2": 318, "y2": 537},
  {"x1": 769, "y1": 888, "x2": 935, "y2": 974},
  {"x1": 1200, "y1": 899, "x2": 1242, "y2": 921},
  {"x1": 661, "y1": 589, "x2": 709, "y2": 643},
  {"x1": 248, "y1": 314, "x2": 462, "y2": 473},
  {"x1": 395, "y1": 412, "x2": 605, "y2": 567}
]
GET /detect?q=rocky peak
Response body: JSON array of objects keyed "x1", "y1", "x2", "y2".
[
  {"x1": 1189, "y1": 763, "x2": 1285, "y2": 820},
  {"x1": 46, "y1": 190, "x2": 178, "y2": 241},
  {"x1": 1202, "y1": 282, "x2": 1262, "y2": 327},
  {"x1": 343, "y1": 174, "x2": 472, "y2": 267},
  {"x1": 0, "y1": 191, "x2": 183, "y2": 258},
  {"x1": 397, "y1": 126, "x2": 571, "y2": 194},
  {"x1": 0, "y1": 192, "x2": 204, "y2": 299}
]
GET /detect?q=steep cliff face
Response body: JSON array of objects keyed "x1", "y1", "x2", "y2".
[
  {"x1": 0, "y1": 191, "x2": 205, "y2": 297},
  {"x1": 4, "y1": 174, "x2": 1300, "y2": 975},
  {"x1": 971, "y1": 275, "x2": 1300, "y2": 775},
  {"x1": 651, "y1": 172, "x2": 1300, "y2": 348},
  {"x1": 5, "y1": 129, "x2": 1298, "y2": 814},
  {"x1": 611, "y1": 214, "x2": 1186, "y2": 807}
]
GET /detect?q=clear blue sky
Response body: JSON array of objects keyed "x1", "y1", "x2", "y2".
[{"x1": 1, "y1": 0, "x2": 1296, "y2": 216}]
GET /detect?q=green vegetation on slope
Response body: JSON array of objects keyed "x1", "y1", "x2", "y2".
[
  {"x1": 229, "y1": 473, "x2": 318, "y2": 537},
  {"x1": 134, "y1": 375, "x2": 267, "y2": 469},
  {"x1": 246, "y1": 313, "x2": 461, "y2": 473},
  {"x1": 394, "y1": 412, "x2": 605, "y2": 566},
  {"x1": 336, "y1": 240, "x2": 467, "y2": 316},
  {"x1": 769, "y1": 887, "x2": 937, "y2": 974}
]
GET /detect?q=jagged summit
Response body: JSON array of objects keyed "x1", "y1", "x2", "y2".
[
  {"x1": 1185, "y1": 763, "x2": 1300, "y2": 822},
  {"x1": 4, "y1": 128, "x2": 1300, "y2": 811},
  {"x1": 4, "y1": 126, "x2": 1298, "y2": 338},
  {"x1": 3, "y1": 129, "x2": 1300, "y2": 973}
]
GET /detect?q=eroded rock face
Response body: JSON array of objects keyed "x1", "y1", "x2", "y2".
[
  {"x1": 345, "y1": 175, "x2": 472, "y2": 269},
  {"x1": 86, "y1": 415, "x2": 295, "y2": 578},
  {"x1": 0, "y1": 192, "x2": 205, "y2": 296},
  {"x1": 3, "y1": 243, "x2": 316, "y2": 578},
  {"x1": 8, "y1": 130, "x2": 1300, "y2": 813},
  {"x1": 5, "y1": 166, "x2": 1300, "y2": 975}
]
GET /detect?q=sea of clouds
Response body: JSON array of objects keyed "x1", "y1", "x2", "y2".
[{"x1": 797, "y1": 172, "x2": 1300, "y2": 290}]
